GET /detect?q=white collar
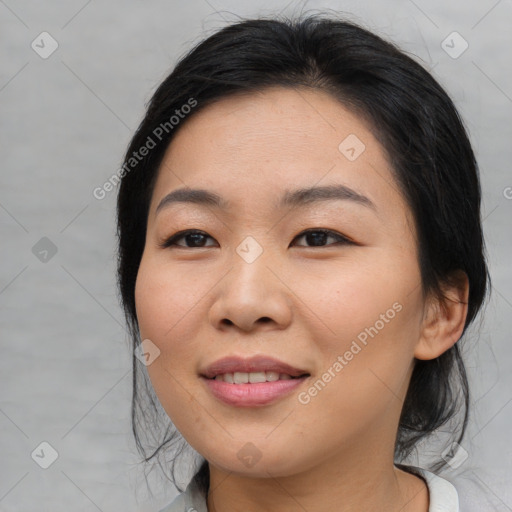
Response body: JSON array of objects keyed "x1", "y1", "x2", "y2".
[{"x1": 403, "y1": 466, "x2": 460, "y2": 512}]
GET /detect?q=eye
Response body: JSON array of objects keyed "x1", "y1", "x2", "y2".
[
  {"x1": 159, "y1": 228, "x2": 354, "y2": 250},
  {"x1": 291, "y1": 229, "x2": 354, "y2": 248},
  {"x1": 159, "y1": 229, "x2": 217, "y2": 249}
]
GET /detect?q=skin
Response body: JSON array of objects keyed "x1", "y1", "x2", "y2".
[{"x1": 134, "y1": 86, "x2": 469, "y2": 512}]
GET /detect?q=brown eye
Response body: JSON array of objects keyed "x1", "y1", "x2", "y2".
[
  {"x1": 160, "y1": 230, "x2": 217, "y2": 248},
  {"x1": 292, "y1": 229, "x2": 353, "y2": 247}
]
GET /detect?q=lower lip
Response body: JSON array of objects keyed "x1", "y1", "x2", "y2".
[{"x1": 201, "y1": 376, "x2": 308, "y2": 407}]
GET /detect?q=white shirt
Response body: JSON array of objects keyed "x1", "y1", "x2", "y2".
[{"x1": 158, "y1": 465, "x2": 459, "y2": 511}]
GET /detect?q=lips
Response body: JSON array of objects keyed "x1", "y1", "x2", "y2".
[
  {"x1": 200, "y1": 355, "x2": 310, "y2": 380},
  {"x1": 200, "y1": 355, "x2": 310, "y2": 407}
]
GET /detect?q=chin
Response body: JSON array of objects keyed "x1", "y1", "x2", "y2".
[{"x1": 205, "y1": 445, "x2": 311, "y2": 479}]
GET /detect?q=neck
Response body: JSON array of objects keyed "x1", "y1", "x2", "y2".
[{"x1": 206, "y1": 442, "x2": 429, "y2": 512}]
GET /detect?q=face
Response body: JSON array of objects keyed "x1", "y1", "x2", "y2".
[{"x1": 135, "y1": 87, "x2": 427, "y2": 478}]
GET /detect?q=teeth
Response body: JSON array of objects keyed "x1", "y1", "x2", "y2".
[
  {"x1": 234, "y1": 372, "x2": 248, "y2": 384},
  {"x1": 213, "y1": 371, "x2": 296, "y2": 383},
  {"x1": 248, "y1": 371, "x2": 266, "y2": 383}
]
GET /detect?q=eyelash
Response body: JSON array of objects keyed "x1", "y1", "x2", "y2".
[{"x1": 159, "y1": 228, "x2": 355, "y2": 249}]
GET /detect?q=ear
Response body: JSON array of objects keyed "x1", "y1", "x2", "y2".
[{"x1": 414, "y1": 270, "x2": 470, "y2": 360}]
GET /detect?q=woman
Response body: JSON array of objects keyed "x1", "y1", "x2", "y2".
[{"x1": 116, "y1": 15, "x2": 490, "y2": 512}]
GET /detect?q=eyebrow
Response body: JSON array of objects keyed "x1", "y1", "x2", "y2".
[{"x1": 155, "y1": 184, "x2": 377, "y2": 215}]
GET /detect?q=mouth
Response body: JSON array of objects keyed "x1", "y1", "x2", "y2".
[{"x1": 199, "y1": 355, "x2": 310, "y2": 407}]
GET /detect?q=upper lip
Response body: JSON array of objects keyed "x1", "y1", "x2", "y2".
[{"x1": 200, "y1": 355, "x2": 309, "y2": 379}]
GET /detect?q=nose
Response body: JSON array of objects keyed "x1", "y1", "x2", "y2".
[{"x1": 208, "y1": 246, "x2": 293, "y2": 333}]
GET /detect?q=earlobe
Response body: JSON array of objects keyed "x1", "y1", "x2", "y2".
[{"x1": 414, "y1": 271, "x2": 470, "y2": 360}]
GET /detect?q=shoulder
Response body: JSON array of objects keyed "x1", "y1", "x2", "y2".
[
  {"x1": 403, "y1": 465, "x2": 459, "y2": 512},
  {"x1": 157, "y1": 478, "x2": 208, "y2": 512}
]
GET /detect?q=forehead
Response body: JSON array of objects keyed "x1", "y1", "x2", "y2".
[{"x1": 150, "y1": 87, "x2": 410, "y2": 225}]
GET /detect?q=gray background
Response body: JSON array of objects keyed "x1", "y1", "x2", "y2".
[{"x1": 1, "y1": 0, "x2": 511, "y2": 510}]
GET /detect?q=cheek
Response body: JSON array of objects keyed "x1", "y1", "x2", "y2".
[
  {"x1": 293, "y1": 303, "x2": 418, "y2": 449},
  {"x1": 134, "y1": 257, "x2": 205, "y2": 396},
  {"x1": 134, "y1": 257, "x2": 207, "y2": 430},
  {"x1": 135, "y1": 255, "x2": 207, "y2": 344},
  {"x1": 289, "y1": 254, "x2": 416, "y2": 348},
  {"x1": 293, "y1": 256, "x2": 422, "y2": 412}
]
